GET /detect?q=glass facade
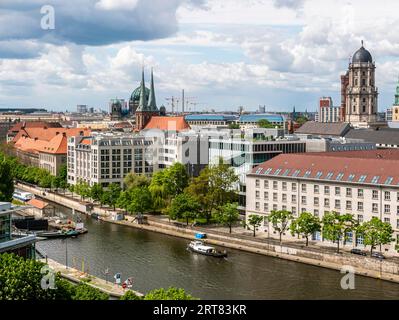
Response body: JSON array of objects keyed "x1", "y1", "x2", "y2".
[{"x1": 0, "y1": 214, "x2": 11, "y2": 243}]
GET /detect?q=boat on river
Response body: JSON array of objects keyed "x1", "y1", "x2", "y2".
[
  {"x1": 188, "y1": 241, "x2": 227, "y2": 258},
  {"x1": 35, "y1": 228, "x2": 87, "y2": 239}
]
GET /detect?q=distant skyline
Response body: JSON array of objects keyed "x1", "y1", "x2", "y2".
[{"x1": 1, "y1": 0, "x2": 399, "y2": 113}]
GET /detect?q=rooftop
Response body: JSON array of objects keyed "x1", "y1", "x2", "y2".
[
  {"x1": 239, "y1": 114, "x2": 285, "y2": 123},
  {"x1": 344, "y1": 128, "x2": 399, "y2": 146},
  {"x1": 250, "y1": 151, "x2": 399, "y2": 186},
  {"x1": 185, "y1": 114, "x2": 238, "y2": 122},
  {"x1": 27, "y1": 198, "x2": 50, "y2": 210},
  {"x1": 144, "y1": 116, "x2": 190, "y2": 131},
  {"x1": 295, "y1": 121, "x2": 351, "y2": 136}
]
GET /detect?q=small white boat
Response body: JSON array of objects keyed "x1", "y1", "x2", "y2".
[{"x1": 188, "y1": 241, "x2": 227, "y2": 258}]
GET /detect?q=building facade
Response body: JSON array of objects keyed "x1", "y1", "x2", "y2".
[
  {"x1": 318, "y1": 97, "x2": 342, "y2": 123},
  {"x1": 246, "y1": 151, "x2": 399, "y2": 256},
  {"x1": 67, "y1": 132, "x2": 157, "y2": 187}
]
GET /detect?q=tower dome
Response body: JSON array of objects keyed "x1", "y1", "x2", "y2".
[
  {"x1": 352, "y1": 41, "x2": 373, "y2": 63},
  {"x1": 130, "y1": 86, "x2": 150, "y2": 102}
]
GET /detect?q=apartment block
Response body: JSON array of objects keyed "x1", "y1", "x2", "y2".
[{"x1": 246, "y1": 149, "x2": 399, "y2": 255}]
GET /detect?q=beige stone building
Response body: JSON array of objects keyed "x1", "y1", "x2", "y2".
[{"x1": 246, "y1": 150, "x2": 399, "y2": 256}]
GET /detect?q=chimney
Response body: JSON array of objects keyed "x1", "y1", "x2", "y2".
[
  {"x1": 79, "y1": 131, "x2": 84, "y2": 136},
  {"x1": 34, "y1": 137, "x2": 38, "y2": 141},
  {"x1": 62, "y1": 132, "x2": 66, "y2": 137},
  {"x1": 56, "y1": 131, "x2": 60, "y2": 135}
]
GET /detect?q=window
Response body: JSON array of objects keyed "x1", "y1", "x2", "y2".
[
  {"x1": 301, "y1": 196, "x2": 307, "y2": 205},
  {"x1": 255, "y1": 179, "x2": 260, "y2": 188},
  {"x1": 346, "y1": 201, "x2": 352, "y2": 210},
  {"x1": 384, "y1": 204, "x2": 391, "y2": 214},
  {"x1": 292, "y1": 183, "x2": 297, "y2": 192},
  {"x1": 335, "y1": 199, "x2": 341, "y2": 209},
  {"x1": 282, "y1": 194, "x2": 287, "y2": 202},
  {"x1": 372, "y1": 190, "x2": 378, "y2": 200},
  {"x1": 301, "y1": 184, "x2": 307, "y2": 193},
  {"x1": 348, "y1": 174, "x2": 356, "y2": 182},
  {"x1": 301, "y1": 208, "x2": 307, "y2": 213},
  {"x1": 264, "y1": 180, "x2": 269, "y2": 189},
  {"x1": 384, "y1": 217, "x2": 390, "y2": 224},
  {"x1": 385, "y1": 177, "x2": 393, "y2": 185},
  {"x1": 358, "y1": 215, "x2": 364, "y2": 223},
  {"x1": 264, "y1": 203, "x2": 269, "y2": 212},
  {"x1": 314, "y1": 210, "x2": 319, "y2": 217},
  {"x1": 358, "y1": 175, "x2": 367, "y2": 183},
  {"x1": 384, "y1": 191, "x2": 391, "y2": 201},
  {"x1": 358, "y1": 189, "x2": 364, "y2": 198},
  {"x1": 282, "y1": 169, "x2": 290, "y2": 176},
  {"x1": 397, "y1": 220, "x2": 399, "y2": 229},
  {"x1": 273, "y1": 193, "x2": 278, "y2": 201},
  {"x1": 292, "y1": 195, "x2": 297, "y2": 203},
  {"x1": 255, "y1": 202, "x2": 260, "y2": 210},
  {"x1": 292, "y1": 170, "x2": 301, "y2": 177},
  {"x1": 282, "y1": 182, "x2": 287, "y2": 191},
  {"x1": 324, "y1": 186, "x2": 330, "y2": 195},
  {"x1": 314, "y1": 197, "x2": 319, "y2": 206},
  {"x1": 264, "y1": 192, "x2": 269, "y2": 200},
  {"x1": 273, "y1": 204, "x2": 278, "y2": 211},
  {"x1": 346, "y1": 188, "x2": 352, "y2": 197},
  {"x1": 314, "y1": 185, "x2": 319, "y2": 194},
  {"x1": 324, "y1": 198, "x2": 330, "y2": 207},
  {"x1": 372, "y1": 203, "x2": 378, "y2": 213},
  {"x1": 292, "y1": 207, "x2": 297, "y2": 215},
  {"x1": 273, "y1": 181, "x2": 278, "y2": 190},
  {"x1": 325, "y1": 172, "x2": 333, "y2": 180},
  {"x1": 303, "y1": 171, "x2": 311, "y2": 178},
  {"x1": 335, "y1": 187, "x2": 341, "y2": 196},
  {"x1": 256, "y1": 190, "x2": 260, "y2": 199},
  {"x1": 315, "y1": 171, "x2": 323, "y2": 179},
  {"x1": 371, "y1": 176, "x2": 380, "y2": 184},
  {"x1": 274, "y1": 169, "x2": 282, "y2": 175},
  {"x1": 357, "y1": 202, "x2": 363, "y2": 211},
  {"x1": 336, "y1": 173, "x2": 344, "y2": 181}
]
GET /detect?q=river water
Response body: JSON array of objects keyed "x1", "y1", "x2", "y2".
[{"x1": 36, "y1": 204, "x2": 399, "y2": 300}]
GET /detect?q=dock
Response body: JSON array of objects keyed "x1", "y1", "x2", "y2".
[{"x1": 41, "y1": 258, "x2": 144, "y2": 299}]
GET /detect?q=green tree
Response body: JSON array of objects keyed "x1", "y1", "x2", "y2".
[
  {"x1": 57, "y1": 164, "x2": 68, "y2": 190},
  {"x1": 168, "y1": 192, "x2": 200, "y2": 225},
  {"x1": 257, "y1": 119, "x2": 275, "y2": 128},
  {"x1": 247, "y1": 214, "x2": 263, "y2": 237},
  {"x1": 75, "y1": 181, "x2": 91, "y2": 200},
  {"x1": 290, "y1": 212, "x2": 321, "y2": 246},
  {"x1": 296, "y1": 116, "x2": 309, "y2": 125},
  {"x1": 357, "y1": 217, "x2": 394, "y2": 255},
  {"x1": 228, "y1": 123, "x2": 240, "y2": 129},
  {"x1": 90, "y1": 183, "x2": 104, "y2": 204},
  {"x1": 216, "y1": 202, "x2": 240, "y2": 233},
  {"x1": 120, "y1": 290, "x2": 142, "y2": 300},
  {"x1": 125, "y1": 186, "x2": 153, "y2": 217},
  {"x1": 149, "y1": 170, "x2": 168, "y2": 211},
  {"x1": 268, "y1": 210, "x2": 294, "y2": 244},
  {"x1": 144, "y1": 287, "x2": 196, "y2": 300},
  {"x1": 164, "y1": 162, "x2": 189, "y2": 197},
  {"x1": 123, "y1": 172, "x2": 150, "y2": 190},
  {"x1": 186, "y1": 161, "x2": 239, "y2": 224},
  {"x1": 0, "y1": 158, "x2": 14, "y2": 202},
  {"x1": 322, "y1": 212, "x2": 356, "y2": 253},
  {"x1": 0, "y1": 253, "x2": 72, "y2": 300},
  {"x1": 102, "y1": 183, "x2": 122, "y2": 210},
  {"x1": 71, "y1": 283, "x2": 109, "y2": 300}
]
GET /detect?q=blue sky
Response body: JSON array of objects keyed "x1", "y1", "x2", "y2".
[{"x1": 1, "y1": 0, "x2": 399, "y2": 113}]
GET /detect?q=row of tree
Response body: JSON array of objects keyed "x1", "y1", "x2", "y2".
[
  {"x1": 0, "y1": 253, "x2": 195, "y2": 300},
  {"x1": 247, "y1": 210, "x2": 394, "y2": 254},
  {"x1": 70, "y1": 161, "x2": 242, "y2": 231},
  {"x1": 0, "y1": 152, "x2": 68, "y2": 202}
]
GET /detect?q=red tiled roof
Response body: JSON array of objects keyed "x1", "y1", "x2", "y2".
[
  {"x1": 13, "y1": 127, "x2": 90, "y2": 155},
  {"x1": 251, "y1": 151, "x2": 399, "y2": 186},
  {"x1": 306, "y1": 149, "x2": 399, "y2": 160},
  {"x1": 8, "y1": 121, "x2": 62, "y2": 134},
  {"x1": 27, "y1": 198, "x2": 49, "y2": 209},
  {"x1": 144, "y1": 116, "x2": 190, "y2": 131}
]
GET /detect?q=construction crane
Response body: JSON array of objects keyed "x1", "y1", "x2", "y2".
[{"x1": 165, "y1": 96, "x2": 180, "y2": 115}]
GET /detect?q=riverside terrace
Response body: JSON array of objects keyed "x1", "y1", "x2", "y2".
[{"x1": 246, "y1": 149, "x2": 399, "y2": 256}]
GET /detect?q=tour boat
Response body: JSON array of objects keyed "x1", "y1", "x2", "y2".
[{"x1": 187, "y1": 241, "x2": 227, "y2": 258}]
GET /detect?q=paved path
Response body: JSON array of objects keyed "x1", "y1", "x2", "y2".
[{"x1": 42, "y1": 258, "x2": 143, "y2": 298}]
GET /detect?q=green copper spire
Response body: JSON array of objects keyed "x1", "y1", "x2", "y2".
[
  {"x1": 137, "y1": 67, "x2": 148, "y2": 112},
  {"x1": 395, "y1": 76, "x2": 399, "y2": 106},
  {"x1": 148, "y1": 68, "x2": 158, "y2": 111}
]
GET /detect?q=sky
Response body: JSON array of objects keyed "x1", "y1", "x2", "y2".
[{"x1": 1, "y1": 0, "x2": 399, "y2": 113}]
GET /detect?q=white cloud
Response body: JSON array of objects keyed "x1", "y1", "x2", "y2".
[{"x1": 95, "y1": 0, "x2": 139, "y2": 10}]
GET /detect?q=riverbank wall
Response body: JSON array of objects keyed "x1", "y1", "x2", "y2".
[{"x1": 17, "y1": 182, "x2": 399, "y2": 285}]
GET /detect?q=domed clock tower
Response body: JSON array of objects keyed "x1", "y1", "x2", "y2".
[{"x1": 344, "y1": 42, "x2": 382, "y2": 128}]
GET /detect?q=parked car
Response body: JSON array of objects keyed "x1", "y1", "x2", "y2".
[
  {"x1": 371, "y1": 252, "x2": 385, "y2": 260},
  {"x1": 350, "y1": 248, "x2": 367, "y2": 256}
]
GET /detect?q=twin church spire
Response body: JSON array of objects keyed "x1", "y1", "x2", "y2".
[{"x1": 137, "y1": 67, "x2": 158, "y2": 112}]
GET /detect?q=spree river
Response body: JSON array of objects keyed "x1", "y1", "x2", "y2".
[{"x1": 36, "y1": 204, "x2": 399, "y2": 300}]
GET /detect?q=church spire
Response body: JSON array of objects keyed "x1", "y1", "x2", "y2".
[
  {"x1": 148, "y1": 68, "x2": 158, "y2": 111},
  {"x1": 137, "y1": 67, "x2": 148, "y2": 111}
]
